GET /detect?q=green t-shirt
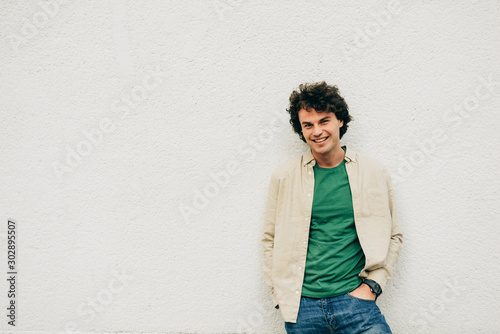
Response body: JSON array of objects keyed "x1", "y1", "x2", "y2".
[{"x1": 301, "y1": 156, "x2": 366, "y2": 298}]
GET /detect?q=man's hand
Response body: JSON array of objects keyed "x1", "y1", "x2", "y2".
[{"x1": 348, "y1": 282, "x2": 376, "y2": 301}]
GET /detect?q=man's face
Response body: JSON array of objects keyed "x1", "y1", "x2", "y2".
[{"x1": 298, "y1": 108, "x2": 344, "y2": 158}]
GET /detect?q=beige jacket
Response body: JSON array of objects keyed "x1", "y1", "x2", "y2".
[{"x1": 262, "y1": 146, "x2": 403, "y2": 323}]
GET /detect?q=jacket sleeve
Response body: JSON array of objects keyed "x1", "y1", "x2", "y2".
[
  {"x1": 366, "y1": 167, "x2": 403, "y2": 291},
  {"x1": 261, "y1": 171, "x2": 280, "y2": 309}
]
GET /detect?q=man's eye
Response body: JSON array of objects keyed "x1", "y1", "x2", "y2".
[{"x1": 304, "y1": 124, "x2": 311, "y2": 128}]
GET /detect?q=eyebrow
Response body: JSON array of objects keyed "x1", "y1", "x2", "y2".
[{"x1": 301, "y1": 116, "x2": 331, "y2": 125}]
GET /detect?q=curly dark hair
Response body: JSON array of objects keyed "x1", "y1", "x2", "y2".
[{"x1": 287, "y1": 81, "x2": 352, "y2": 142}]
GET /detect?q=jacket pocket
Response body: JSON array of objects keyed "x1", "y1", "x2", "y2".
[{"x1": 366, "y1": 187, "x2": 389, "y2": 217}]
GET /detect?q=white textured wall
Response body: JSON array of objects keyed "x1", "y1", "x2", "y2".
[{"x1": 1, "y1": 1, "x2": 499, "y2": 333}]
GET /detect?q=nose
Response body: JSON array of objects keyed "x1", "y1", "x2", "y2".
[{"x1": 312, "y1": 125, "x2": 322, "y2": 136}]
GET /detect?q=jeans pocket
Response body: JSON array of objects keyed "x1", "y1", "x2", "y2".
[{"x1": 346, "y1": 292, "x2": 376, "y2": 303}]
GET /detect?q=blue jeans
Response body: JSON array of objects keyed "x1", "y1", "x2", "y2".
[{"x1": 284, "y1": 294, "x2": 392, "y2": 334}]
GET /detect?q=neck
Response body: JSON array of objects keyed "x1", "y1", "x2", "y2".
[{"x1": 313, "y1": 146, "x2": 345, "y2": 168}]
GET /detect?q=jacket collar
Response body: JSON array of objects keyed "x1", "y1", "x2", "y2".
[{"x1": 302, "y1": 145, "x2": 357, "y2": 167}]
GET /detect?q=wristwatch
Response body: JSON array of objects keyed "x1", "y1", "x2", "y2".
[{"x1": 362, "y1": 278, "x2": 382, "y2": 299}]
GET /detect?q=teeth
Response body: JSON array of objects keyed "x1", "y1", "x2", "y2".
[{"x1": 313, "y1": 138, "x2": 327, "y2": 143}]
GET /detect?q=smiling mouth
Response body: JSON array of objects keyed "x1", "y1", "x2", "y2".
[{"x1": 312, "y1": 137, "x2": 328, "y2": 143}]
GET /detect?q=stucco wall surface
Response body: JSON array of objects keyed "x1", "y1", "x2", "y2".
[{"x1": 1, "y1": 0, "x2": 499, "y2": 333}]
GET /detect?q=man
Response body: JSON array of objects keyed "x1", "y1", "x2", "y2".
[{"x1": 262, "y1": 82, "x2": 403, "y2": 333}]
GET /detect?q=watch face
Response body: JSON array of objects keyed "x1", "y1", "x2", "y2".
[{"x1": 365, "y1": 280, "x2": 382, "y2": 295}]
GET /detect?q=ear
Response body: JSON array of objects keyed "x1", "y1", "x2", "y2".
[{"x1": 339, "y1": 120, "x2": 344, "y2": 128}]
